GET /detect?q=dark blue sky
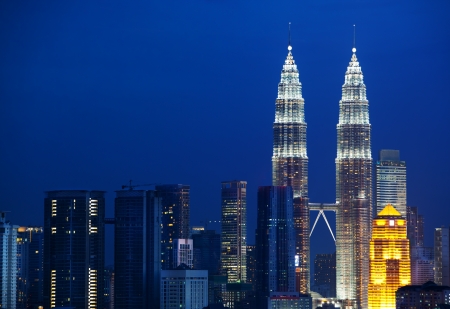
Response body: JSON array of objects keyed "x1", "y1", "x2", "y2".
[{"x1": 1, "y1": 0, "x2": 449, "y2": 265}]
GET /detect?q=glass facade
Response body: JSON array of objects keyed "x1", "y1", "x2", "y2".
[
  {"x1": 272, "y1": 44, "x2": 309, "y2": 294},
  {"x1": 368, "y1": 205, "x2": 410, "y2": 309},
  {"x1": 221, "y1": 180, "x2": 247, "y2": 283},
  {"x1": 256, "y1": 186, "x2": 295, "y2": 309},
  {"x1": 335, "y1": 48, "x2": 372, "y2": 308},
  {"x1": 43, "y1": 190, "x2": 105, "y2": 309},
  {"x1": 114, "y1": 189, "x2": 161, "y2": 309},
  {"x1": 376, "y1": 149, "x2": 407, "y2": 217}
]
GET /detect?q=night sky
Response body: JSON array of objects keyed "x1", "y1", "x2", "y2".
[{"x1": 1, "y1": 0, "x2": 449, "y2": 267}]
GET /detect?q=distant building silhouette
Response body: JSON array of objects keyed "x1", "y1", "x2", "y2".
[
  {"x1": 0, "y1": 211, "x2": 18, "y2": 309},
  {"x1": 368, "y1": 205, "x2": 410, "y2": 309},
  {"x1": 221, "y1": 181, "x2": 247, "y2": 283},
  {"x1": 396, "y1": 281, "x2": 450, "y2": 308},
  {"x1": 156, "y1": 184, "x2": 190, "y2": 270},
  {"x1": 192, "y1": 229, "x2": 221, "y2": 275},
  {"x1": 16, "y1": 226, "x2": 44, "y2": 309},
  {"x1": 114, "y1": 189, "x2": 161, "y2": 309},
  {"x1": 43, "y1": 190, "x2": 105, "y2": 309},
  {"x1": 435, "y1": 226, "x2": 450, "y2": 286},
  {"x1": 312, "y1": 253, "x2": 336, "y2": 298}
]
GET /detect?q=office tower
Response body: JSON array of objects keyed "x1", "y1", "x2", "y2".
[
  {"x1": 43, "y1": 190, "x2": 105, "y2": 309},
  {"x1": 0, "y1": 212, "x2": 18, "y2": 309},
  {"x1": 335, "y1": 46, "x2": 372, "y2": 308},
  {"x1": 160, "y1": 266, "x2": 208, "y2": 309},
  {"x1": 256, "y1": 186, "x2": 295, "y2": 308},
  {"x1": 271, "y1": 41, "x2": 309, "y2": 294},
  {"x1": 312, "y1": 253, "x2": 336, "y2": 298},
  {"x1": 114, "y1": 189, "x2": 161, "y2": 309},
  {"x1": 407, "y1": 206, "x2": 424, "y2": 247},
  {"x1": 192, "y1": 229, "x2": 221, "y2": 275},
  {"x1": 246, "y1": 245, "x2": 256, "y2": 289},
  {"x1": 16, "y1": 226, "x2": 44, "y2": 309},
  {"x1": 434, "y1": 226, "x2": 450, "y2": 286},
  {"x1": 410, "y1": 246, "x2": 434, "y2": 285},
  {"x1": 156, "y1": 184, "x2": 190, "y2": 270},
  {"x1": 368, "y1": 205, "x2": 410, "y2": 309},
  {"x1": 103, "y1": 266, "x2": 114, "y2": 309},
  {"x1": 376, "y1": 150, "x2": 407, "y2": 217},
  {"x1": 221, "y1": 180, "x2": 247, "y2": 283},
  {"x1": 173, "y1": 239, "x2": 193, "y2": 269},
  {"x1": 268, "y1": 293, "x2": 312, "y2": 309},
  {"x1": 396, "y1": 281, "x2": 450, "y2": 308}
]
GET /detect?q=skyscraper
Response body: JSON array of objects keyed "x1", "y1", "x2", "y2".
[
  {"x1": 255, "y1": 186, "x2": 296, "y2": 309},
  {"x1": 0, "y1": 212, "x2": 18, "y2": 309},
  {"x1": 368, "y1": 204, "x2": 410, "y2": 309},
  {"x1": 221, "y1": 180, "x2": 247, "y2": 283},
  {"x1": 312, "y1": 253, "x2": 336, "y2": 298},
  {"x1": 434, "y1": 226, "x2": 450, "y2": 286},
  {"x1": 335, "y1": 47, "x2": 372, "y2": 308},
  {"x1": 375, "y1": 149, "x2": 407, "y2": 217},
  {"x1": 272, "y1": 40, "x2": 309, "y2": 293},
  {"x1": 43, "y1": 190, "x2": 105, "y2": 309},
  {"x1": 156, "y1": 184, "x2": 190, "y2": 270},
  {"x1": 114, "y1": 189, "x2": 161, "y2": 308},
  {"x1": 407, "y1": 206, "x2": 424, "y2": 247},
  {"x1": 192, "y1": 229, "x2": 221, "y2": 275}
]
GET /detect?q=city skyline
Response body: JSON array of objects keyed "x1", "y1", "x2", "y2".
[{"x1": 1, "y1": 0, "x2": 449, "y2": 268}]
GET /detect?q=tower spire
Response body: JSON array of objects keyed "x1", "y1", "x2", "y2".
[
  {"x1": 288, "y1": 22, "x2": 292, "y2": 51},
  {"x1": 353, "y1": 24, "x2": 356, "y2": 53}
]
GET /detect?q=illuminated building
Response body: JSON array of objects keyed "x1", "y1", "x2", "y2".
[
  {"x1": 434, "y1": 226, "x2": 450, "y2": 286},
  {"x1": 173, "y1": 238, "x2": 193, "y2": 269},
  {"x1": 368, "y1": 204, "x2": 410, "y2": 309},
  {"x1": 376, "y1": 150, "x2": 407, "y2": 217},
  {"x1": 335, "y1": 46, "x2": 372, "y2": 308},
  {"x1": 43, "y1": 190, "x2": 105, "y2": 309},
  {"x1": 312, "y1": 253, "x2": 336, "y2": 298},
  {"x1": 255, "y1": 186, "x2": 296, "y2": 308},
  {"x1": 0, "y1": 212, "x2": 18, "y2": 309},
  {"x1": 268, "y1": 292, "x2": 312, "y2": 309},
  {"x1": 156, "y1": 184, "x2": 190, "y2": 271},
  {"x1": 272, "y1": 40, "x2": 309, "y2": 294},
  {"x1": 221, "y1": 180, "x2": 247, "y2": 283},
  {"x1": 406, "y1": 206, "x2": 424, "y2": 247},
  {"x1": 114, "y1": 189, "x2": 161, "y2": 308},
  {"x1": 396, "y1": 281, "x2": 450, "y2": 308},
  {"x1": 16, "y1": 226, "x2": 44, "y2": 309},
  {"x1": 160, "y1": 266, "x2": 208, "y2": 309}
]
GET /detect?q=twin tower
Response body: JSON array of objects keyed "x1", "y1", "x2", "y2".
[{"x1": 272, "y1": 42, "x2": 372, "y2": 309}]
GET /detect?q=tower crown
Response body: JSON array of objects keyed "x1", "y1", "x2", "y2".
[{"x1": 377, "y1": 204, "x2": 401, "y2": 217}]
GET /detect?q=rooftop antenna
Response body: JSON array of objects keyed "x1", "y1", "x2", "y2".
[
  {"x1": 352, "y1": 24, "x2": 356, "y2": 53},
  {"x1": 288, "y1": 22, "x2": 292, "y2": 51}
]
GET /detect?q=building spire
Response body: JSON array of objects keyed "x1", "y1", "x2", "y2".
[
  {"x1": 288, "y1": 22, "x2": 292, "y2": 51},
  {"x1": 353, "y1": 24, "x2": 356, "y2": 53}
]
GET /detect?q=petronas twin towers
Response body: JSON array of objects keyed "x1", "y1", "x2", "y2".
[{"x1": 272, "y1": 41, "x2": 372, "y2": 308}]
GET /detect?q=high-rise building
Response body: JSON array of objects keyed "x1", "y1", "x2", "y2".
[
  {"x1": 434, "y1": 226, "x2": 450, "y2": 286},
  {"x1": 43, "y1": 190, "x2": 105, "y2": 309},
  {"x1": 192, "y1": 229, "x2": 221, "y2": 275},
  {"x1": 312, "y1": 253, "x2": 336, "y2": 298},
  {"x1": 156, "y1": 184, "x2": 190, "y2": 270},
  {"x1": 375, "y1": 149, "x2": 407, "y2": 217},
  {"x1": 255, "y1": 186, "x2": 296, "y2": 308},
  {"x1": 221, "y1": 180, "x2": 247, "y2": 283},
  {"x1": 160, "y1": 266, "x2": 208, "y2": 309},
  {"x1": 410, "y1": 246, "x2": 434, "y2": 285},
  {"x1": 0, "y1": 212, "x2": 18, "y2": 309},
  {"x1": 335, "y1": 47, "x2": 372, "y2": 308},
  {"x1": 114, "y1": 189, "x2": 161, "y2": 308},
  {"x1": 368, "y1": 204, "x2": 410, "y2": 309},
  {"x1": 16, "y1": 226, "x2": 44, "y2": 309},
  {"x1": 173, "y1": 238, "x2": 193, "y2": 269},
  {"x1": 407, "y1": 206, "x2": 424, "y2": 247},
  {"x1": 271, "y1": 41, "x2": 309, "y2": 294},
  {"x1": 246, "y1": 245, "x2": 257, "y2": 290}
]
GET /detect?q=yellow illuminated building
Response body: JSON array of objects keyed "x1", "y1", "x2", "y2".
[{"x1": 368, "y1": 204, "x2": 411, "y2": 309}]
